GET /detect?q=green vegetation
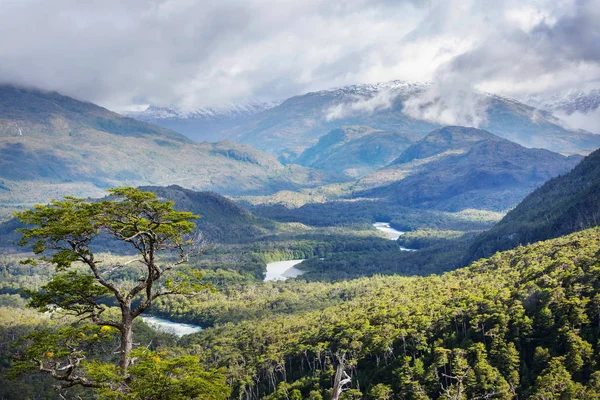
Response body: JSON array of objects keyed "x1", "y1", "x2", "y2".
[
  {"x1": 353, "y1": 127, "x2": 582, "y2": 211},
  {"x1": 468, "y1": 147, "x2": 600, "y2": 261},
  {"x1": 182, "y1": 227, "x2": 600, "y2": 399},
  {"x1": 9, "y1": 187, "x2": 228, "y2": 398},
  {"x1": 2, "y1": 182, "x2": 600, "y2": 399}
]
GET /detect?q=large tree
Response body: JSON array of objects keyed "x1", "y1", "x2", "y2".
[{"x1": 14, "y1": 187, "x2": 226, "y2": 397}]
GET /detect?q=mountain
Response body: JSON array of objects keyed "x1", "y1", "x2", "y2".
[
  {"x1": 352, "y1": 126, "x2": 582, "y2": 211},
  {"x1": 525, "y1": 88, "x2": 600, "y2": 115},
  {"x1": 221, "y1": 81, "x2": 600, "y2": 160},
  {"x1": 467, "y1": 146, "x2": 600, "y2": 261},
  {"x1": 295, "y1": 126, "x2": 421, "y2": 178},
  {"x1": 0, "y1": 85, "x2": 339, "y2": 220},
  {"x1": 140, "y1": 185, "x2": 277, "y2": 243},
  {"x1": 125, "y1": 100, "x2": 279, "y2": 142}
]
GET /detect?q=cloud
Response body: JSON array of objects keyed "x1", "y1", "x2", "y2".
[
  {"x1": 401, "y1": 83, "x2": 489, "y2": 128},
  {"x1": 0, "y1": 0, "x2": 598, "y2": 112},
  {"x1": 325, "y1": 89, "x2": 397, "y2": 121},
  {"x1": 555, "y1": 109, "x2": 600, "y2": 133}
]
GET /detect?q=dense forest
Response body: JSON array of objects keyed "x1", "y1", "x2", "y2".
[
  {"x1": 3, "y1": 226, "x2": 600, "y2": 399},
  {"x1": 468, "y1": 147, "x2": 600, "y2": 261}
]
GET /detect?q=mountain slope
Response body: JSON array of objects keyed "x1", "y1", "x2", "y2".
[
  {"x1": 353, "y1": 126, "x2": 582, "y2": 211},
  {"x1": 125, "y1": 100, "x2": 279, "y2": 142},
  {"x1": 140, "y1": 185, "x2": 277, "y2": 243},
  {"x1": 220, "y1": 81, "x2": 600, "y2": 160},
  {"x1": 0, "y1": 85, "x2": 339, "y2": 220},
  {"x1": 296, "y1": 126, "x2": 420, "y2": 178},
  {"x1": 186, "y1": 227, "x2": 600, "y2": 399},
  {"x1": 525, "y1": 88, "x2": 600, "y2": 115},
  {"x1": 0, "y1": 185, "x2": 278, "y2": 249},
  {"x1": 467, "y1": 146, "x2": 600, "y2": 261}
]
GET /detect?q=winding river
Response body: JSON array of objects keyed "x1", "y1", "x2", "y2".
[
  {"x1": 144, "y1": 226, "x2": 407, "y2": 334},
  {"x1": 264, "y1": 259, "x2": 306, "y2": 281},
  {"x1": 373, "y1": 222, "x2": 416, "y2": 251},
  {"x1": 140, "y1": 315, "x2": 203, "y2": 337}
]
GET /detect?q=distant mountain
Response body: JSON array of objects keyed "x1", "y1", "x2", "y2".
[
  {"x1": 124, "y1": 81, "x2": 600, "y2": 161},
  {"x1": 353, "y1": 126, "x2": 582, "y2": 211},
  {"x1": 467, "y1": 146, "x2": 600, "y2": 261},
  {"x1": 125, "y1": 100, "x2": 279, "y2": 142},
  {"x1": 223, "y1": 81, "x2": 600, "y2": 160},
  {"x1": 525, "y1": 89, "x2": 600, "y2": 115},
  {"x1": 0, "y1": 85, "x2": 339, "y2": 221},
  {"x1": 296, "y1": 126, "x2": 421, "y2": 178}
]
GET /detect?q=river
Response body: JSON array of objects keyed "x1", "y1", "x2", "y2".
[
  {"x1": 140, "y1": 315, "x2": 203, "y2": 337},
  {"x1": 373, "y1": 222, "x2": 416, "y2": 251},
  {"x1": 143, "y1": 227, "x2": 404, "y2": 334},
  {"x1": 264, "y1": 259, "x2": 306, "y2": 281}
]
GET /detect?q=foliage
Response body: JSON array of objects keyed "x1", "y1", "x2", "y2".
[
  {"x1": 10, "y1": 187, "x2": 225, "y2": 397},
  {"x1": 468, "y1": 147, "x2": 600, "y2": 261},
  {"x1": 178, "y1": 227, "x2": 600, "y2": 399},
  {"x1": 88, "y1": 348, "x2": 230, "y2": 400}
]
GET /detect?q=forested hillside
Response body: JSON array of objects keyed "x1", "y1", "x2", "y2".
[
  {"x1": 179, "y1": 227, "x2": 600, "y2": 399},
  {"x1": 468, "y1": 147, "x2": 600, "y2": 261},
  {"x1": 3, "y1": 225, "x2": 600, "y2": 399},
  {"x1": 354, "y1": 126, "x2": 582, "y2": 211}
]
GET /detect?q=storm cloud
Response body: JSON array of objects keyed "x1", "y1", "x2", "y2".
[{"x1": 1, "y1": 0, "x2": 599, "y2": 120}]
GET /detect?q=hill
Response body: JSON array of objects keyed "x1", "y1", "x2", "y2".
[
  {"x1": 353, "y1": 126, "x2": 582, "y2": 211},
  {"x1": 295, "y1": 126, "x2": 420, "y2": 177},
  {"x1": 181, "y1": 227, "x2": 600, "y2": 399},
  {"x1": 467, "y1": 146, "x2": 600, "y2": 261},
  {"x1": 140, "y1": 185, "x2": 278, "y2": 243},
  {"x1": 0, "y1": 85, "x2": 340, "y2": 220},
  {"x1": 0, "y1": 185, "x2": 278, "y2": 250}
]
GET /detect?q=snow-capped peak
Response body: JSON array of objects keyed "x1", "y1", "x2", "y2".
[
  {"x1": 523, "y1": 88, "x2": 600, "y2": 115},
  {"x1": 308, "y1": 80, "x2": 431, "y2": 97},
  {"x1": 126, "y1": 99, "x2": 281, "y2": 121}
]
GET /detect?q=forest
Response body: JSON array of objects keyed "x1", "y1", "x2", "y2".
[{"x1": 1, "y1": 184, "x2": 600, "y2": 399}]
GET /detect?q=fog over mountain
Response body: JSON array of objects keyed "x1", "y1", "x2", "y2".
[{"x1": 1, "y1": 0, "x2": 599, "y2": 133}]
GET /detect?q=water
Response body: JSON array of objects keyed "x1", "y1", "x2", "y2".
[
  {"x1": 140, "y1": 315, "x2": 203, "y2": 337},
  {"x1": 373, "y1": 222, "x2": 404, "y2": 240},
  {"x1": 265, "y1": 259, "x2": 306, "y2": 281},
  {"x1": 373, "y1": 222, "x2": 416, "y2": 252}
]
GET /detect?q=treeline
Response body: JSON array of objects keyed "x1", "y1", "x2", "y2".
[{"x1": 251, "y1": 200, "x2": 501, "y2": 231}]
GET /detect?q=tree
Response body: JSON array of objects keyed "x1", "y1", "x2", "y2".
[{"x1": 14, "y1": 187, "x2": 218, "y2": 396}]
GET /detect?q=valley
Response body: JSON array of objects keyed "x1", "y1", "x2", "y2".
[{"x1": 0, "y1": 79, "x2": 599, "y2": 400}]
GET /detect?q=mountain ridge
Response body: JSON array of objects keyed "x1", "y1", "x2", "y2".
[
  {"x1": 466, "y1": 146, "x2": 600, "y2": 261},
  {"x1": 353, "y1": 126, "x2": 583, "y2": 211},
  {"x1": 0, "y1": 85, "x2": 341, "y2": 220}
]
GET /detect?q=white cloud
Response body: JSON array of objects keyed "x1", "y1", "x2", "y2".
[
  {"x1": 325, "y1": 90, "x2": 397, "y2": 121},
  {"x1": 0, "y1": 0, "x2": 598, "y2": 111},
  {"x1": 555, "y1": 109, "x2": 600, "y2": 132}
]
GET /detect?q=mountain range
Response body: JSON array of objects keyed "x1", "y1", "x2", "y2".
[
  {"x1": 0, "y1": 85, "x2": 338, "y2": 220},
  {"x1": 125, "y1": 81, "x2": 600, "y2": 161},
  {"x1": 126, "y1": 100, "x2": 279, "y2": 143}
]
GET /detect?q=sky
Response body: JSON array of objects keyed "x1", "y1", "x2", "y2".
[{"x1": 1, "y1": 0, "x2": 599, "y2": 118}]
